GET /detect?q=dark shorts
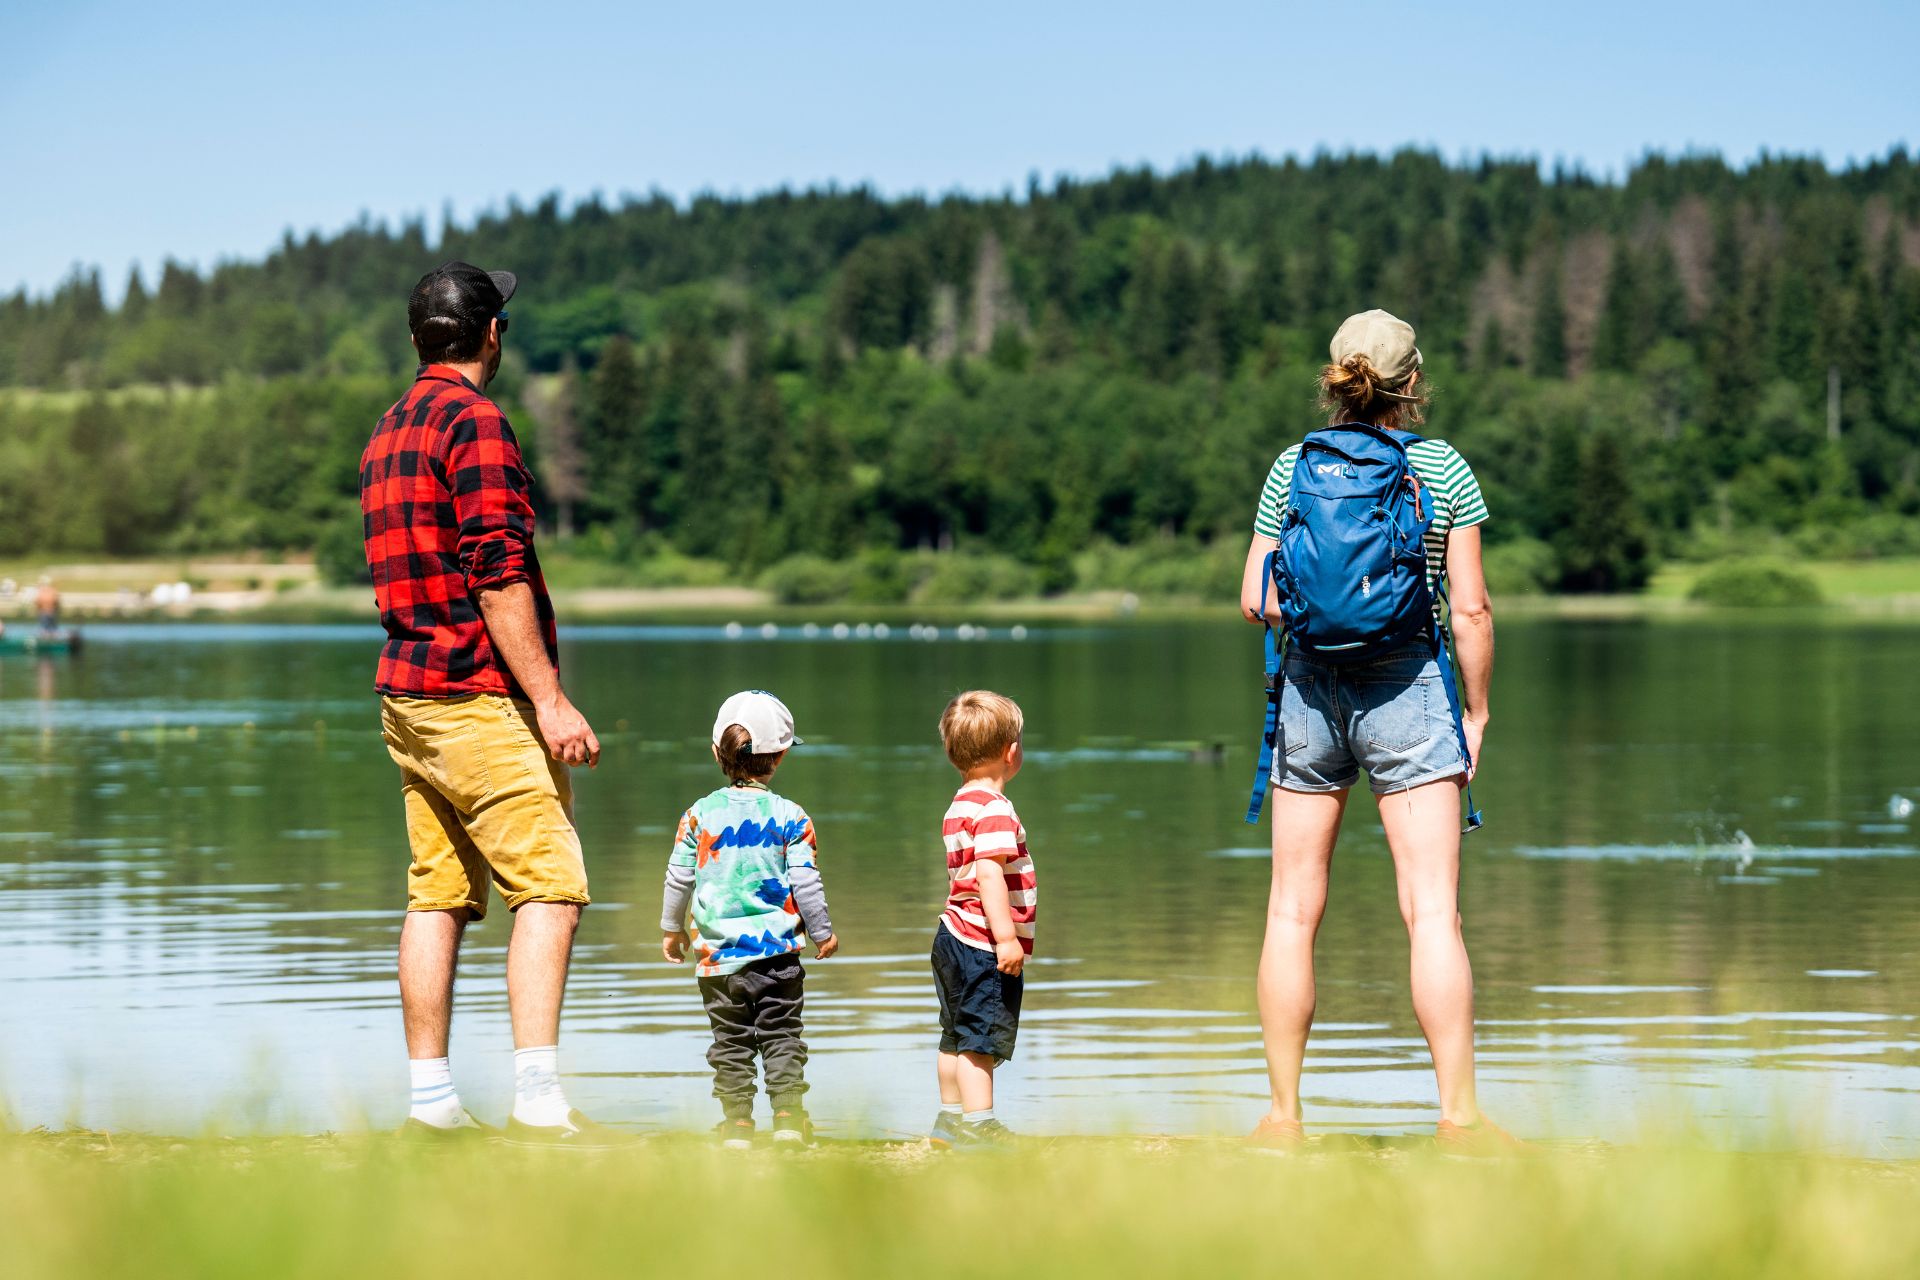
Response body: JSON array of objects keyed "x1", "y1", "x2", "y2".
[{"x1": 931, "y1": 925, "x2": 1023, "y2": 1062}]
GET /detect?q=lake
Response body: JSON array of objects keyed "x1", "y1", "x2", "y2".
[{"x1": 1, "y1": 618, "x2": 1915, "y2": 1152}]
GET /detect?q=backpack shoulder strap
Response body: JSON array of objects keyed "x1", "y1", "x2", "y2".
[
  {"x1": 1431, "y1": 584, "x2": 1485, "y2": 835},
  {"x1": 1245, "y1": 551, "x2": 1288, "y2": 824}
]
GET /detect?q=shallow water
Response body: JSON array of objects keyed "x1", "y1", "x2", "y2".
[{"x1": 1, "y1": 619, "x2": 1916, "y2": 1151}]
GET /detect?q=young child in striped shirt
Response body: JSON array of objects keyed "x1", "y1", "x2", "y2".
[{"x1": 929, "y1": 690, "x2": 1035, "y2": 1150}]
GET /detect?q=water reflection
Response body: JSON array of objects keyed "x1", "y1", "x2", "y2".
[{"x1": 0, "y1": 620, "x2": 1916, "y2": 1152}]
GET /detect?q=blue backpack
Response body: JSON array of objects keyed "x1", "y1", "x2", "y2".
[{"x1": 1245, "y1": 423, "x2": 1483, "y2": 831}]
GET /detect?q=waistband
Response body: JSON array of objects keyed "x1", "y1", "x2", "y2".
[{"x1": 1282, "y1": 638, "x2": 1436, "y2": 672}]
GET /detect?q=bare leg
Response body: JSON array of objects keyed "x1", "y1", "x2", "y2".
[
  {"x1": 954, "y1": 1052, "x2": 997, "y2": 1113},
  {"x1": 1378, "y1": 780, "x2": 1479, "y2": 1126},
  {"x1": 506, "y1": 901, "x2": 581, "y2": 1050},
  {"x1": 1257, "y1": 788, "x2": 1346, "y2": 1124},
  {"x1": 937, "y1": 1051, "x2": 962, "y2": 1107},
  {"x1": 399, "y1": 908, "x2": 467, "y2": 1059}
]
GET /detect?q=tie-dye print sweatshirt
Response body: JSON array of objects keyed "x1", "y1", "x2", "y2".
[{"x1": 660, "y1": 784, "x2": 833, "y2": 977}]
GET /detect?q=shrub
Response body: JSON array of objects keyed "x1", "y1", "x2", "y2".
[
  {"x1": 845, "y1": 549, "x2": 924, "y2": 604},
  {"x1": 760, "y1": 554, "x2": 854, "y2": 605},
  {"x1": 315, "y1": 507, "x2": 368, "y2": 586},
  {"x1": 1482, "y1": 537, "x2": 1556, "y2": 595},
  {"x1": 1074, "y1": 539, "x2": 1239, "y2": 599},
  {"x1": 1687, "y1": 560, "x2": 1823, "y2": 608},
  {"x1": 1789, "y1": 513, "x2": 1920, "y2": 560},
  {"x1": 914, "y1": 555, "x2": 1039, "y2": 604}
]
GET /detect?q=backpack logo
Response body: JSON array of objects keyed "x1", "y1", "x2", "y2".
[{"x1": 1315, "y1": 463, "x2": 1355, "y2": 478}]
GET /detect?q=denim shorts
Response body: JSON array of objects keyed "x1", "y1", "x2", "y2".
[
  {"x1": 1269, "y1": 642, "x2": 1468, "y2": 796},
  {"x1": 931, "y1": 926, "x2": 1023, "y2": 1062}
]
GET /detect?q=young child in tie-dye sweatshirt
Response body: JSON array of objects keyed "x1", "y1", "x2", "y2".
[{"x1": 662, "y1": 690, "x2": 837, "y2": 1147}]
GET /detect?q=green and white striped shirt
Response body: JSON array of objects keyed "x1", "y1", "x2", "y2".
[{"x1": 1253, "y1": 438, "x2": 1489, "y2": 591}]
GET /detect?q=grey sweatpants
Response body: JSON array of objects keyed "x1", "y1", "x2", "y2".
[{"x1": 698, "y1": 952, "x2": 808, "y2": 1116}]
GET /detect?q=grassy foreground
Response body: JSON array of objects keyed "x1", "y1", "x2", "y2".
[{"x1": 2, "y1": 1132, "x2": 1916, "y2": 1278}]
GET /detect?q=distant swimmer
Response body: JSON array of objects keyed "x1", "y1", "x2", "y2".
[{"x1": 34, "y1": 576, "x2": 59, "y2": 634}]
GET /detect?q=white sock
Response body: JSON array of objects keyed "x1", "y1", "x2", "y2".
[
  {"x1": 512, "y1": 1045, "x2": 572, "y2": 1127},
  {"x1": 940, "y1": 1103, "x2": 963, "y2": 1116},
  {"x1": 408, "y1": 1057, "x2": 468, "y2": 1127},
  {"x1": 963, "y1": 1108, "x2": 995, "y2": 1124}
]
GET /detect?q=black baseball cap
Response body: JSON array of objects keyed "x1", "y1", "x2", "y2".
[{"x1": 407, "y1": 261, "x2": 517, "y2": 342}]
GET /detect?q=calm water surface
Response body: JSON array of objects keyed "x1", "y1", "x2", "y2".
[{"x1": 2, "y1": 619, "x2": 1916, "y2": 1151}]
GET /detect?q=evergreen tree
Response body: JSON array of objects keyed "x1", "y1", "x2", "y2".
[
  {"x1": 1558, "y1": 428, "x2": 1652, "y2": 592},
  {"x1": 1593, "y1": 239, "x2": 1641, "y2": 372},
  {"x1": 583, "y1": 335, "x2": 647, "y2": 526},
  {"x1": 1530, "y1": 262, "x2": 1567, "y2": 378},
  {"x1": 1248, "y1": 231, "x2": 1291, "y2": 326},
  {"x1": 121, "y1": 267, "x2": 149, "y2": 324},
  {"x1": 1644, "y1": 242, "x2": 1690, "y2": 344}
]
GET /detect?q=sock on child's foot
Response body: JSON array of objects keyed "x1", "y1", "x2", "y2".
[
  {"x1": 940, "y1": 1103, "x2": 963, "y2": 1117},
  {"x1": 511, "y1": 1045, "x2": 573, "y2": 1127},
  {"x1": 962, "y1": 1108, "x2": 995, "y2": 1124},
  {"x1": 408, "y1": 1057, "x2": 467, "y2": 1128}
]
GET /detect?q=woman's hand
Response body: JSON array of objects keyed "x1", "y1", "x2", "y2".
[{"x1": 1462, "y1": 712, "x2": 1488, "y2": 780}]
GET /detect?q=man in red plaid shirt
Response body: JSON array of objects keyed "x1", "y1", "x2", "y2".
[{"x1": 363, "y1": 262, "x2": 626, "y2": 1147}]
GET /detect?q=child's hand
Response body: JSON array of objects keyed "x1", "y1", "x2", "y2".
[
  {"x1": 662, "y1": 931, "x2": 689, "y2": 964},
  {"x1": 813, "y1": 934, "x2": 839, "y2": 959},
  {"x1": 994, "y1": 939, "x2": 1025, "y2": 976}
]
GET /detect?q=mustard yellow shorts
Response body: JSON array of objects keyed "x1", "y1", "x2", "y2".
[{"x1": 380, "y1": 694, "x2": 590, "y2": 920}]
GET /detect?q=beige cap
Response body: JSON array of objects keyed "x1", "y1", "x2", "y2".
[{"x1": 1330, "y1": 309, "x2": 1423, "y2": 403}]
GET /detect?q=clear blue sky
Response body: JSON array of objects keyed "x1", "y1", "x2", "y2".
[{"x1": 4, "y1": 0, "x2": 1915, "y2": 300}]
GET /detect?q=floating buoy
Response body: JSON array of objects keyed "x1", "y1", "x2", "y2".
[
  {"x1": 832, "y1": 623, "x2": 851, "y2": 640},
  {"x1": 872, "y1": 623, "x2": 890, "y2": 639},
  {"x1": 854, "y1": 623, "x2": 872, "y2": 639},
  {"x1": 802, "y1": 622, "x2": 820, "y2": 639},
  {"x1": 724, "y1": 622, "x2": 744, "y2": 639},
  {"x1": 759, "y1": 622, "x2": 779, "y2": 639},
  {"x1": 1010, "y1": 625, "x2": 1028, "y2": 640}
]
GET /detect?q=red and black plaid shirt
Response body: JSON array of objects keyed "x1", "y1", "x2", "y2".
[{"x1": 361, "y1": 365, "x2": 558, "y2": 698}]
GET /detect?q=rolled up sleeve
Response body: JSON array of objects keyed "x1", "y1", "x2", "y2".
[{"x1": 445, "y1": 402, "x2": 535, "y2": 592}]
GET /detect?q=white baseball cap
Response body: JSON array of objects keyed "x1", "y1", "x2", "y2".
[{"x1": 712, "y1": 690, "x2": 803, "y2": 754}]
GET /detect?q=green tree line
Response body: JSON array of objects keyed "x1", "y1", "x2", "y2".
[{"x1": 2, "y1": 148, "x2": 1917, "y2": 593}]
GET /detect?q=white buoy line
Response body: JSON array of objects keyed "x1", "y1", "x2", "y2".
[{"x1": 716, "y1": 620, "x2": 1027, "y2": 641}]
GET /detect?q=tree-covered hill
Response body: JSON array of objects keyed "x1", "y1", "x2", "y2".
[{"x1": 3, "y1": 148, "x2": 1917, "y2": 594}]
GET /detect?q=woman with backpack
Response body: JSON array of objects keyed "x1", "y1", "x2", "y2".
[{"x1": 1237, "y1": 308, "x2": 1522, "y2": 1155}]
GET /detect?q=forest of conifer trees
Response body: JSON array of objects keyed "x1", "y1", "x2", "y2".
[{"x1": 2, "y1": 148, "x2": 1916, "y2": 597}]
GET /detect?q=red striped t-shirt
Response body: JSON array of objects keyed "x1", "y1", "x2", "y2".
[{"x1": 940, "y1": 785, "x2": 1036, "y2": 955}]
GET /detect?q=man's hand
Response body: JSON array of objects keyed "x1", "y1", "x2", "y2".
[
  {"x1": 662, "y1": 931, "x2": 689, "y2": 964},
  {"x1": 813, "y1": 934, "x2": 840, "y2": 960},
  {"x1": 537, "y1": 693, "x2": 600, "y2": 769},
  {"x1": 1462, "y1": 712, "x2": 1488, "y2": 781},
  {"x1": 994, "y1": 938, "x2": 1025, "y2": 976}
]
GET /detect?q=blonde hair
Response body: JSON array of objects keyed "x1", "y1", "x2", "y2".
[
  {"x1": 714, "y1": 723, "x2": 782, "y2": 783},
  {"x1": 939, "y1": 690, "x2": 1024, "y2": 770},
  {"x1": 1318, "y1": 354, "x2": 1428, "y2": 427}
]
